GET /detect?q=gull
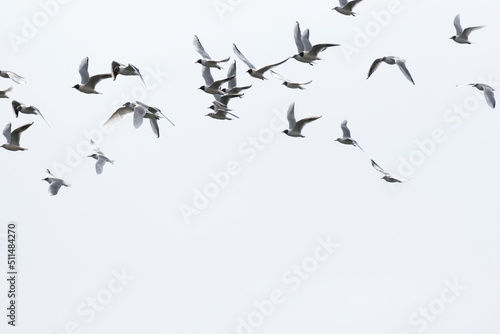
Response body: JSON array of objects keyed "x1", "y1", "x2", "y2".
[
  {"x1": 0, "y1": 70, "x2": 26, "y2": 84},
  {"x1": 0, "y1": 86, "x2": 13, "y2": 99},
  {"x1": 206, "y1": 103, "x2": 239, "y2": 120},
  {"x1": 292, "y1": 22, "x2": 340, "y2": 64},
  {"x1": 451, "y1": 14, "x2": 484, "y2": 44},
  {"x1": 221, "y1": 60, "x2": 252, "y2": 94},
  {"x1": 42, "y1": 169, "x2": 70, "y2": 196},
  {"x1": 335, "y1": 120, "x2": 363, "y2": 151},
  {"x1": 12, "y1": 100, "x2": 50, "y2": 127},
  {"x1": 271, "y1": 70, "x2": 312, "y2": 89},
  {"x1": 371, "y1": 159, "x2": 407, "y2": 183},
  {"x1": 282, "y1": 102, "x2": 321, "y2": 137},
  {"x1": 1, "y1": 122, "x2": 33, "y2": 151},
  {"x1": 199, "y1": 66, "x2": 235, "y2": 95},
  {"x1": 111, "y1": 61, "x2": 146, "y2": 86},
  {"x1": 367, "y1": 56, "x2": 415, "y2": 85},
  {"x1": 133, "y1": 101, "x2": 174, "y2": 138},
  {"x1": 457, "y1": 83, "x2": 495, "y2": 109},
  {"x1": 194, "y1": 35, "x2": 230, "y2": 69},
  {"x1": 88, "y1": 139, "x2": 114, "y2": 175},
  {"x1": 72, "y1": 57, "x2": 112, "y2": 94},
  {"x1": 333, "y1": 0, "x2": 364, "y2": 16},
  {"x1": 211, "y1": 93, "x2": 243, "y2": 110},
  {"x1": 233, "y1": 43, "x2": 289, "y2": 80}
]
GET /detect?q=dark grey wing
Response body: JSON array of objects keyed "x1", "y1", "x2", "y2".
[
  {"x1": 339, "y1": 0, "x2": 348, "y2": 7},
  {"x1": 344, "y1": 0, "x2": 363, "y2": 10},
  {"x1": 10, "y1": 122, "x2": 33, "y2": 146},
  {"x1": 202, "y1": 66, "x2": 214, "y2": 86},
  {"x1": 210, "y1": 75, "x2": 235, "y2": 90},
  {"x1": 484, "y1": 87, "x2": 496, "y2": 109},
  {"x1": 286, "y1": 102, "x2": 296, "y2": 129},
  {"x1": 111, "y1": 61, "x2": 121, "y2": 80},
  {"x1": 371, "y1": 159, "x2": 390, "y2": 176},
  {"x1": 453, "y1": 14, "x2": 463, "y2": 36},
  {"x1": 128, "y1": 63, "x2": 146, "y2": 87},
  {"x1": 367, "y1": 58, "x2": 383, "y2": 79},
  {"x1": 2, "y1": 122, "x2": 11, "y2": 143},
  {"x1": 48, "y1": 179, "x2": 63, "y2": 195},
  {"x1": 227, "y1": 60, "x2": 237, "y2": 90},
  {"x1": 396, "y1": 59, "x2": 415, "y2": 84},
  {"x1": 11, "y1": 100, "x2": 22, "y2": 117},
  {"x1": 133, "y1": 105, "x2": 146, "y2": 129},
  {"x1": 149, "y1": 118, "x2": 160, "y2": 138},
  {"x1": 294, "y1": 22, "x2": 305, "y2": 53},
  {"x1": 307, "y1": 43, "x2": 339, "y2": 57},
  {"x1": 295, "y1": 116, "x2": 321, "y2": 133},
  {"x1": 233, "y1": 44, "x2": 256, "y2": 70},
  {"x1": 95, "y1": 156, "x2": 106, "y2": 175},
  {"x1": 193, "y1": 35, "x2": 211, "y2": 59},
  {"x1": 340, "y1": 120, "x2": 351, "y2": 138},
  {"x1": 79, "y1": 57, "x2": 90, "y2": 85},
  {"x1": 86, "y1": 74, "x2": 112, "y2": 89},
  {"x1": 461, "y1": 26, "x2": 485, "y2": 38},
  {"x1": 257, "y1": 57, "x2": 289, "y2": 74}
]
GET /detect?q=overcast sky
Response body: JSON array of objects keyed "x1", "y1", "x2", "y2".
[{"x1": 1, "y1": 0, "x2": 500, "y2": 333}]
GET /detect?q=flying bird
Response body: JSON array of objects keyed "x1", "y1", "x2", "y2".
[
  {"x1": 88, "y1": 139, "x2": 114, "y2": 175},
  {"x1": 271, "y1": 70, "x2": 312, "y2": 89},
  {"x1": 371, "y1": 159, "x2": 407, "y2": 183},
  {"x1": 12, "y1": 100, "x2": 50, "y2": 127},
  {"x1": 199, "y1": 66, "x2": 235, "y2": 95},
  {"x1": 451, "y1": 14, "x2": 484, "y2": 44},
  {"x1": 206, "y1": 102, "x2": 239, "y2": 120},
  {"x1": 335, "y1": 120, "x2": 363, "y2": 151},
  {"x1": 0, "y1": 70, "x2": 26, "y2": 84},
  {"x1": 0, "y1": 86, "x2": 13, "y2": 99},
  {"x1": 332, "y1": 0, "x2": 364, "y2": 16},
  {"x1": 1, "y1": 122, "x2": 33, "y2": 151},
  {"x1": 221, "y1": 60, "x2": 252, "y2": 94},
  {"x1": 292, "y1": 22, "x2": 340, "y2": 64},
  {"x1": 194, "y1": 35, "x2": 230, "y2": 69},
  {"x1": 233, "y1": 43, "x2": 289, "y2": 80},
  {"x1": 367, "y1": 56, "x2": 415, "y2": 85},
  {"x1": 457, "y1": 83, "x2": 495, "y2": 109},
  {"x1": 282, "y1": 102, "x2": 321, "y2": 137},
  {"x1": 111, "y1": 61, "x2": 146, "y2": 86},
  {"x1": 42, "y1": 169, "x2": 70, "y2": 196},
  {"x1": 133, "y1": 101, "x2": 175, "y2": 138},
  {"x1": 73, "y1": 57, "x2": 112, "y2": 94}
]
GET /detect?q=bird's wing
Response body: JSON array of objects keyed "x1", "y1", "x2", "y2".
[
  {"x1": 95, "y1": 156, "x2": 106, "y2": 175},
  {"x1": 49, "y1": 179, "x2": 63, "y2": 196},
  {"x1": 286, "y1": 102, "x2": 296, "y2": 129},
  {"x1": 367, "y1": 58, "x2": 383, "y2": 79},
  {"x1": 202, "y1": 66, "x2": 214, "y2": 86},
  {"x1": 10, "y1": 122, "x2": 33, "y2": 146},
  {"x1": 270, "y1": 70, "x2": 288, "y2": 82},
  {"x1": 193, "y1": 35, "x2": 211, "y2": 59},
  {"x1": 90, "y1": 139, "x2": 103, "y2": 155},
  {"x1": 302, "y1": 29, "x2": 313, "y2": 52},
  {"x1": 4, "y1": 71, "x2": 26, "y2": 84},
  {"x1": 484, "y1": 87, "x2": 496, "y2": 109},
  {"x1": 103, "y1": 105, "x2": 134, "y2": 128},
  {"x1": 2, "y1": 122, "x2": 11, "y2": 143},
  {"x1": 295, "y1": 116, "x2": 322, "y2": 133},
  {"x1": 233, "y1": 44, "x2": 256, "y2": 70},
  {"x1": 307, "y1": 44, "x2": 339, "y2": 57},
  {"x1": 353, "y1": 140, "x2": 364, "y2": 152},
  {"x1": 338, "y1": 0, "x2": 348, "y2": 7},
  {"x1": 220, "y1": 93, "x2": 243, "y2": 106},
  {"x1": 340, "y1": 120, "x2": 351, "y2": 138},
  {"x1": 344, "y1": 0, "x2": 363, "y2": 10},
  {"x1": 226, "y1": 61, "x2": 237, "y2": 90},
  {"x1": 396, "y1": 59, "x2": 415, "y2": 84},
  {"x1": 128, "y1": 63, "x2": 146, "y2": 86},
  {"x1": 111, "y1": 61, "x2": 122, "y2": 80},
  {"x1": 453, "y1": 14, "x2": 463, "y2": 36},
  {"x1": 211, "y1": 75, "x2": 236, "y2": 89},
  {"x1": 1, "y1": 86, "x2": 13, "y2": 93},
  {"x1": 11, "y1": 100, "x2": 22, "y2": 117},
  {"x1": 35, "y1": 107, "x2": 50, "y2": 127},
  {"x1": 462, "y1": 26, "x2": 485, "y2": 38},
  {"x1": 149, "y1": 118, "x2": 160, "y2": 138},
  {"x1": 371, "y1": 159, "x2": 390, "y2": 176},
  {"x1": 86, "y1": 74, "x2": 112, "y2": 89},
  {"x1": 257, "y1": 57, "x2": 289, "y2": 74},
  {"x1": 133, "y1": 105, "x2": 146, "y2": 129},
  {"x1": 226, "y1": 111, "x2": 240, "y2": 119},
  {"x1": 294, "y1": 22, "x2": 305, "y2": 53},
  {"x1": 79, "y1": 57, "x2": 90, "y2": 84}
]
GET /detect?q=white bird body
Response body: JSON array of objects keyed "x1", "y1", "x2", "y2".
[{"x1": 282, "y1": 102, "x2": 321, "y2": 137}]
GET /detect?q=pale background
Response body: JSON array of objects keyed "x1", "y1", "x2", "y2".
[{"x1": 1, "y1": 0, "x2": 499, "y2": 333}]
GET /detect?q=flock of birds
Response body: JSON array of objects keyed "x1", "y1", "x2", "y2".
[{"x1": 1, "y1": 1, "x2": 495, "y2": 195}]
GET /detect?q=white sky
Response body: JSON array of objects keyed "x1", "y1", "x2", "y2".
[{"x1": 1, "y1": 0, "x2": 500, "y2": 333}]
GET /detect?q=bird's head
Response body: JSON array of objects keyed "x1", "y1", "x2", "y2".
[
  {"x1": 41, "y1": 177, "x2": 50, "y2": 183},
  {"x1": 195, "y1": 59, "x2": 202, "y2": 64},
  {"x1": 198, "y1": 86, "x2": 206, "y2": 90},
  {"x1": 72, "y1": 84, "x2": 80, "y2": 89},
  {"x1": 246, "y1": 69, "x2": 253, "y2": 74},
  {"x1": 282, "y1": 129, "x2": 289, "y2": 134},
  {"x1": 450, "y1": 36, "x2": 456, "y2": 40}
]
